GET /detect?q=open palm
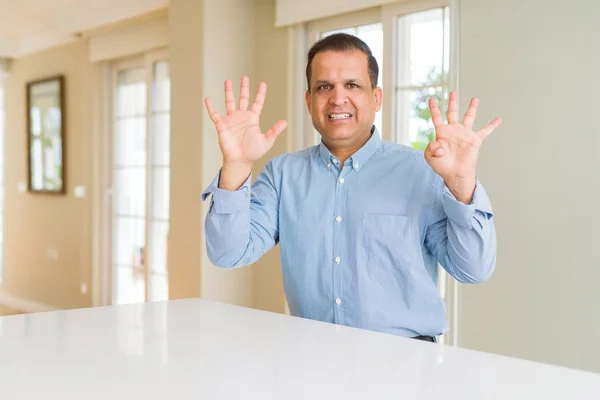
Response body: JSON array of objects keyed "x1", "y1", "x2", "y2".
[
  {"x1": 425, "y1": 90, "x2": 502, "y2": 183},
  {"x1": 205, "y1": 76, "x2": 287, "y2": 167}
]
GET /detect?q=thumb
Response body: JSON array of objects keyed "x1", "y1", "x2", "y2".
[
  {"x1": 425, "y1": 140, "x2": 445, "y2": 159},
  {"x1": 264, "y1": 120, "x2": 288, "y2": 144}
]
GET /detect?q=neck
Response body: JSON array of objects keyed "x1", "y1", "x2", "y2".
[{"x1": 323, "y1": 131, "x2": 372, "y2": 168}]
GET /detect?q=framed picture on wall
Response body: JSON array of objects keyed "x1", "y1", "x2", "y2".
[{"x1": 26, "y1": 75, "x2": 66, "y2": 194}]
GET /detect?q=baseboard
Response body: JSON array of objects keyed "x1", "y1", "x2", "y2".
[{"x1": 0, "y1": 290, "x2": 60, "y2": 313}]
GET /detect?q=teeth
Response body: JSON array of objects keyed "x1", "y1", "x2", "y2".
[{"x1": 329, "y1": 113, "x2": 351, "y2": 120}]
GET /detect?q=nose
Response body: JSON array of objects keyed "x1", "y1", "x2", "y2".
[{"x1": 329, "y1": 86, "x2": 348, "y2": 107}]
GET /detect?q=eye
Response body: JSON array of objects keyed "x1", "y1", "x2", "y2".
[
  {"x1": 347, "y1": 83, "x2": 359, "y2": 89},
  {"x1": 317, "y1": 84, "x2": 332, "y2": 91}
]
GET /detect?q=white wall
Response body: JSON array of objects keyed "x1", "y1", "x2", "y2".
[{"x1": 457, "y1": 0, "x2": 600, "y2": 373}]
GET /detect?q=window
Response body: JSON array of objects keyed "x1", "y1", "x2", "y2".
[
  {"x1": 109, "y1": 50, "x2": 170, "y2": 305},
  {"x1": 305, "y1": 1, "x2": 455, "y2": 345},
  {"x1": 305, "y1": 1, "x2": 450, "y2": 151},
  {"x1": 394, "y1": 7, "x2": 449, "y2": 149},
  {"x1": 319, "y1": 23, "x2": 384, "y2": 136}
]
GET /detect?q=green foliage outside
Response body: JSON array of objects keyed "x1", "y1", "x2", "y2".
[{"x1": 411, "y1": 67, "x2": 448, "y2": 151}]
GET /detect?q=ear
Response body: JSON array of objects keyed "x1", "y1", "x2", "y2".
[
  {"x1": 305, "y1": 90, "x2": 312, "y2": 115},
  {"x1": 374, "y1": 87, "x2": 383, "y2": 112}
]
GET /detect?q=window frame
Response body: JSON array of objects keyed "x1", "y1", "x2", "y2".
[
  {"x1": 105, "y1": 48, "x2": 170, "y2": 306},
  {"x1": 300, "y1": 0, "x2": 460, "y2": 346}
]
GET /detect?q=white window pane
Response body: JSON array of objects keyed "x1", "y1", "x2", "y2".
[
  {"x1": 443, "y1": 8, "x2": 450, "y2": 76},
  {"x1": 321, "y1": 27, "x2": 356, "y2": 37},
  {"x1": 151, "y1": 167, "x2": 170, "y2": 220},
  {"x1": 149, "y1": 274, "x2": 168, "y2": 302},
  {"x1": 356, "y1": 23, "x2": 383, "y2": 134},
  {"x1": 356, "y1": 23, "x2": 383, "y2": 86},
  {"x1": 43, "y1": 134, "x2": 62, "y2": 191},
  {"x1": 151, "y1": 114, "x2": 170, "y2": 166},
  {"x1": 152, "y1": 61, "x2": 170, "y2": 112},
  {"x1": 396, "y1": 87, "x2": 442, "y2": 147},
  {"x1": 114, "y1": 117, "x2": 146, "y2": 167},
  {"x1": 31, "y1": 139, "x2": 43, "y2": 188},
  {"x1": 30, "y1": 107, "x2": 42, "y2": 136},
  {"x1": 116, "y1": 68, "x2": 146, "y2": 117},
  {"x1": 113, "y1": 216, "x2": 146, "y2": 266},
  {"x1": 397, "y1": 8, "x2": 445, "y2": 88},
  {"x1": 149, "y1": 221, "x2": 169, "y2": 275},
  {"x1": 114, "y1": 168, "x2": 146, "y2": 217},
  {"x1": 114, "y1": 266, "x2": 145, "y2": 305},
  {"x1": 320, "y1": 24, "x2": 383, "y2": 135}
]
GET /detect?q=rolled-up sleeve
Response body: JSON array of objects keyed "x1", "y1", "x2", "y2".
[
  {"x1": 202, "y1": 173, "x2": 251, "y2": 214},
  {"x1": 425, "y1": 177, "x2": 497, "y2": 284},
  {"x1": 202, "y1": 161, "x2": 280, "y2": 268}
]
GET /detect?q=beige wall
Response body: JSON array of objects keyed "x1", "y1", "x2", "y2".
[
  {"x1": 0, "y1": 0, "x2": 290, "y2": 314},
  {"x1": 251, "y1": 0, "x2": 289, "y2": 314},
  {"x1": 167, "y1": 0, "x2": 204, "y2": 301},
  {"x1": 2, "y1": 40, "x2": 93, "y2": 309},
  {"x1": 169, "y1": 0, "x2": 260, "y2": 306},
  {"x1": 457, "y1": 0, "x2": 600, "y2": 373},
  {"x1": 168, "y1": 0, "x2": 288, "y2": 311}
]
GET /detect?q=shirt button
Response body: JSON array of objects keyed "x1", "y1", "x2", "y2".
[
  {"x1": 335, "y1": 216, "x2": 342, "y2": 223},
  {"x1": 335, "y1": 298, "x2": 342, "y2": 305},
  {"x1": 327, "y1": 163, "x2": 331, "y2": 168},
  {"x1": 335, "y1": 256, "x2": 341, "y2": 264},
  {"x1": 353, "y1": 163, "x2": 359, "y2": 170},
  {"x1": 333, "y1": 159, "x2": 339, "y2": 164},
  {"x1": 339, "y1": 178, "x2": 345, "y2": 184}
]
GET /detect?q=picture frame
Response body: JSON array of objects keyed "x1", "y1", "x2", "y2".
[{"x1": 26, "y1": 75, "x2": 66, "y2": 194}]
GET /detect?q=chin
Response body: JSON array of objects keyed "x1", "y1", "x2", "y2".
[
  {"x1": 322, "y1": 125, "x2": 356, "y2": 139},
  {"x1": 323, "y1": 131, "x2": 355, "y2": 142}
]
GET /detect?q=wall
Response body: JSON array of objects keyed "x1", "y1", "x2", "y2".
[
  {"x1": 0, "y1": 0, "x2": 290, "y2": 313},
  {"x1": 251, "y1": 0, "x2": 290, "y2": 313},
  {"x1": 169, "y1": 0, "x2": 269, "y2": 308},
  {"x1": 457, "y1": 0, "x2": 600, "y2": 373},
  {"x1": 2, "y1": 40, "x2": 93, "y2": 309}
]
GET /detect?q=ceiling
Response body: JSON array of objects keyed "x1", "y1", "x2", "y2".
[{"x1": 0, "y1": 0, "x2": 168, "y2": 58}]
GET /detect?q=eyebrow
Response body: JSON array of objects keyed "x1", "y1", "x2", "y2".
[{"x1": 313, "y1": 79, "x2": 364, "y2": 87}]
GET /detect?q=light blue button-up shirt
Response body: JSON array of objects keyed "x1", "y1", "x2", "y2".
[{"x1": 202, "y1": 128, "x2": 496, "y2": 337}]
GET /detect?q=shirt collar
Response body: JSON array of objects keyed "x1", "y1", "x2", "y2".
[{"x1": 318, "y1": 125, "x2": 382, "y2": 171}]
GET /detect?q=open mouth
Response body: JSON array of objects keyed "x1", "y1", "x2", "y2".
[{"x1": 328, "y1": 113, "x2": 353, "y2": 121}]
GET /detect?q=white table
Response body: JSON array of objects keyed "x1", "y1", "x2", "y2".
[{"x1": 0, "y1": 298, "x2": 598, "y2": 399}]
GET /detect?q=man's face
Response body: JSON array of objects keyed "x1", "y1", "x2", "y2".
[{"x1": 305, "y1": 50, "x2": 382, "y2": 147}]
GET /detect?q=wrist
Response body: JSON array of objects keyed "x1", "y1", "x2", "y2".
[
  {"x1": 219, "y1": 162, "x2": 253, "y2": 191},
  {"x1": 444, "y1": 175, "x2": 477, "y2": 205}
]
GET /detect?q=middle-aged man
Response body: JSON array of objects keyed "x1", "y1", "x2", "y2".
[{"x1": 201, "y1": 33, "x2": 502, "y2": 342}]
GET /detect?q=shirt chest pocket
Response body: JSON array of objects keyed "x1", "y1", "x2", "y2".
[{"x1": 361, "y1": 213, "x2": 412, "y2": 268}]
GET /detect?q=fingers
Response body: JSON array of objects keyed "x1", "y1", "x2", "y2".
[
  {"x1": 462, "y1": 97, "x2": 479, "y2": 130},
  {"x1": 425, "y1": 140, "x2": 446, "y2": 158},
  {"x1": 204, "y1": 97, "x2": 221, "y2": 124},
  {"x1": 224, "y1": 80, "x2": 236, "y2": 114},
  {"x1": 239, "y1": 76, "x2": 250, "y2": 111},
  {"x1": 264, "y1": 120, "x2": 288, "y2": 143},
  {"x1": 447, "y1": 90, "x2": 459, "y2": 124},
  {"x1": 477, "y1": 117, "x2": 503, "y2": 138},
  {"x1": 250, "y1": 82, "x2": 267, "y2": 115},
  {"x1": 429, "y1": 97, "x2": 444, "y2": 128}
]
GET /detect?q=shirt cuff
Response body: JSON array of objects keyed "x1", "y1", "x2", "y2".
[
  {"x1": 201, "y1": 170, "x2": 251, "y2": 214},
  {"x1": 442, "y1": 178, "x2": 493, "y2": 229}
]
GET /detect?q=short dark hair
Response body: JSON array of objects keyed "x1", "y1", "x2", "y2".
[{"x1": 306, "y1": 33, "x2": 379, "y2": 92}]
